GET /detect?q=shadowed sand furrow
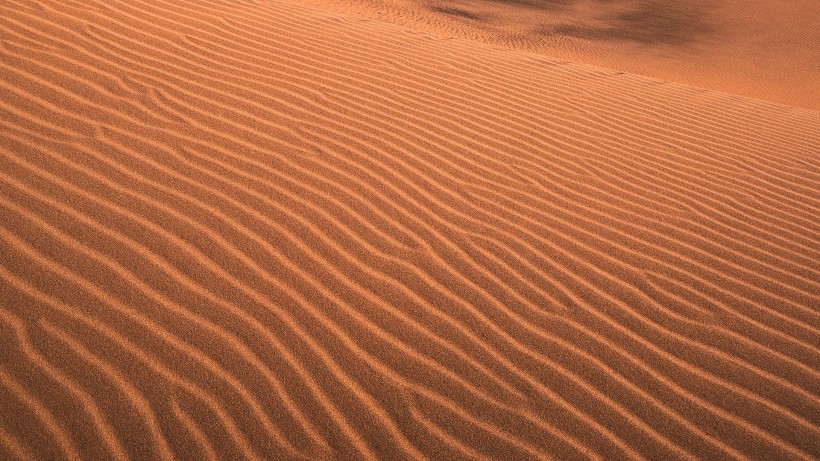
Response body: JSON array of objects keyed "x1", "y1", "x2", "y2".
[
  {"x1": 0, "y1": 425, "x2": 34, "y2": 461},
  {"x1": 1, "y1": 0, "x2": 819, "y2": 459},
  {"x1": 0, "y1": 304, "x2": 130, "y2": 461},
  {"x1": 170, "y1": 398, "x2": 220, "y2": 461},
  {"x1": 0, "y1": 365, "x2": 80, "y2": 461},
  {"x1": 38, "y1": 319, "x2": 177, "y2": 461}
]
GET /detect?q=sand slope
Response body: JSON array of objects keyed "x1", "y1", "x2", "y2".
[
  {"x1": 0, "y1": 0, "x2": 819, "y2": 459},
  {"x1": 304, "y1": 0, "x2": 820, "y2": 110}
]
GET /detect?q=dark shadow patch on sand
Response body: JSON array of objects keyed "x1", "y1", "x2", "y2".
[
  {"x1": 430, "y1": 0, "x2": 567, "y2": 20},
  {"x1": 428, "y1": 0, "x2": 712, "y2": 46},
  {"x1": 552, "y1": 1, "x2": 712, "y2": 45},
  {"x1": 430, "y1": 6, "x2": 482, "y2": 20},
  {"x1": 488, "y1": 0, "x2": 572, "y2": 11}
]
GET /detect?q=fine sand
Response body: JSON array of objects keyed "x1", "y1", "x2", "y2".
[
  {"x1": 305, "y1": 0, "x2": 820, "y2": 110},
  {"x1": 1, "y1": 0, "x2": 819, "y2": 460}
]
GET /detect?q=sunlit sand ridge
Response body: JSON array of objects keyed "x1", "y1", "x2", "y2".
[{"x1": 0, "y1": 0, "x2": 818, "y2": 459}]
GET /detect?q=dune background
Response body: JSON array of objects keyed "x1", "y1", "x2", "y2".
[
  {"x1": 1, "y1": 0, "x2": 819, "y2": 460},
  {"x1": 305, "y1": 0, "x2": 820, "y2": 110}
]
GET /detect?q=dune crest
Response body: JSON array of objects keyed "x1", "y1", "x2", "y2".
[{"x1": 1, "y1": 0, "x2": 819, "y2": 459}]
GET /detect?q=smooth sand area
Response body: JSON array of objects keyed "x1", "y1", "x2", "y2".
[{"x1": 1, "y1": 0, "x2": 818, "y2": 459}]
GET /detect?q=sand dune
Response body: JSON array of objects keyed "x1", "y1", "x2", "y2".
[
  {"x1": 305, "y1": 0, "x2": 820, "y2": 110},
  {"x1": 0, "y1": 0, "x2": 819, "y2": 459}
]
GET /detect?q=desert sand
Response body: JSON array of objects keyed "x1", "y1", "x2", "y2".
[
  {"x1": 305, "y1": 0, "x2": 820, "y2": 110},
  {"x1": 0, "y1": 0, "x2": 818, "y2": 460}
]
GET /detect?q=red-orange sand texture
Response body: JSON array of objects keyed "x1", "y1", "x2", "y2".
[{"x1": 0, "y1": 0, "x2": 818, "y2": 460}]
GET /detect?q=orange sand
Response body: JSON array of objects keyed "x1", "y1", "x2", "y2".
[
  {"x1": 0, "y1": 0, "x2": 818, "y2": 459},
  {"x1": 305, "y1": 0, "x2": 820, "y2": 110}
]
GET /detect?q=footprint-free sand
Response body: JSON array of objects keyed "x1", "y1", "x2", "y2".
[{"x1": 1, "y1": 0, "x2": 818, "y2": 459}]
